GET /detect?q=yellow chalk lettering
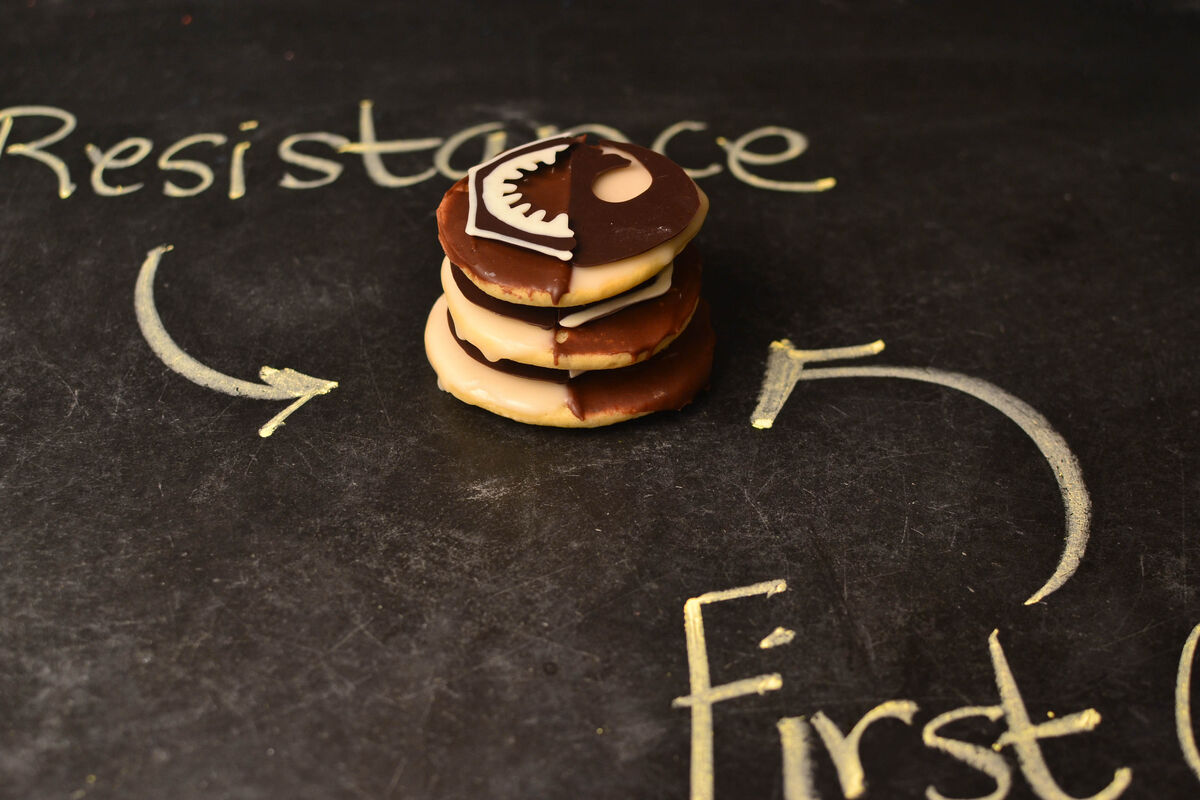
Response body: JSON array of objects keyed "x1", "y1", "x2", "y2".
[
  {"x1": 722, "y1": 125, "x2": 835, "y2": 193},
  {"x1": 278, "y1": 132, "x2": 349, "y2": 190},
  {"x1": 86, "y1": 137, "x2": 152, "y2": 196},
  {"x1": 228, "y1": 139, "x2": 251, "y2": 199},
  {"x1": 652, "y1": 121, "x2": 723, "y2": 179},
  {"x1": 923, "y1": 705, "x2": 1011, "y2": 800},
  {"x1": 778, "y1": 717, "x2": 820, "y2": 800},
  {"x1": 810, "y1": 700, "x2": 919, "y2": 799},
  {"x1": 158, "y1": 133, "x2": 226, "y2": 197},
  {"x1": 671, "y1": 579, "x2": 788, "y2": 800},
  {"x1": 0, "y1": 105, "x2": 77, "y2": 198},
  {"x1": 989, "y1": 630, "x2": 1131, "y2": 800},
  {"x1": 434, "y1": 121, "x2": 506, "y2": 180},
  {"x1": 343, "y1": 99, "x2": 441, "y2": 187},
  {"x1": 1175, "y1": 623, "x2": 1200, "y2": 783}
]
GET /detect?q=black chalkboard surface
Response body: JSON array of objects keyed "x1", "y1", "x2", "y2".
[{"x1": 3, "y1": 2, "x2": 1198, "y2": 798}]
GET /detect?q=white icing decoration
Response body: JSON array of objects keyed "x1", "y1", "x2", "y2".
[
  {"x1": 465, "y1": 134, "x2": 575, "y2": 261},
  {"x1": 558, "y1": 261, "x2": 673, "y2": 328}
]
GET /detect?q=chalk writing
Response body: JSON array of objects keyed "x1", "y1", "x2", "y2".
[
  {"x1": 923, "y1": 705, "x2": 1011, "y2": 800},
  {"x1": 759, "y1": 626, "x2": 796, "y2": 649},
  {"x1": 1177, "y1": 623, "x2": 1200, "y2": 783},
  {"x1": 133, "y1": 245, "x2": 338, "y2": 437},
  {"x1": 671, "y1": 579, "x2": 789, "y2": 800},
  {"x1": 0, "y1": 104, "x2": 836, "y2": 199},
  {"x1": 751, "y1": 339, "x2": 1089, "y2": 606},
  {"x1": 675, "y1": 581, "x2": 1136, "y2": 800}
]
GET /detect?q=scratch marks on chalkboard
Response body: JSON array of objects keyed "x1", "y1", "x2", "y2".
[
  {"x1": 53, "y1": 373, "x2": 81, "y2": 418},
  {"x1": 134, "y1": 245, "x2": 339, "y2": 437},
  {"x1": 752, "y1": 339, "x2": 1091, "y2": 607},
  {"x1": 739, "y1": 481, "x2": 775, "y2": 535}
]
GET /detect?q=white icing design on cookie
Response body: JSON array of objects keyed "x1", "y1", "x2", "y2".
[{"x1": 465, "y1": 134, "x2": 575, "y2": 260}]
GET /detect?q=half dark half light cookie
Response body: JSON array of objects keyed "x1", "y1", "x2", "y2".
[
  {"x1": 437, "y1": 138, "x2": 708, "y2": 307},
  {"x1": 442, "y1": 244, "x2": 704, "y2": 371},
  {"x1": 425, "y1": 296, "x2": 714, "y2": 428}
]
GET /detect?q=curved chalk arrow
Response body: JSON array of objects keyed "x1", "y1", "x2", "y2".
[
  {"x1": 751, "y1": 339, "x2": 1089, "y2": 606},
  {"x1": 134, "y1": 244, "x2": 339, "y2": 438}
]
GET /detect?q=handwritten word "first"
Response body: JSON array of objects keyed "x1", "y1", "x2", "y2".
[
  {"x1": 0, "y1": 102, "x2": 836, "y2": 200},
  {"x1": 669, "y1": 580, "x2": 1200, "y2": 800}
]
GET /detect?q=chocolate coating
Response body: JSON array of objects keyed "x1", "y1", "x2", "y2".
[
  {"x1": 568, "y1": 141, "x2": 701, "y2": 267},
  {"x1": 556, "y1": 246, "x2": 702, "y2": 362},
  {"x1": 447, "y1": 301, "x2": 714, "y2": 421},
  {"x1": 447, "y1": 311, "x2": 569, "y2": 383},
  {"x1": 448, "y1": 244, "x2": 703, "y2": 364},
  {"x1": 566, "y1": 301, "x2": 714, "y2": 420},
  {"x1": 439, "y1": 176, "x2": 572, "y2": 302},
  {"x1": 437, "y1": 138, "x2": 702, "y2": 302}
]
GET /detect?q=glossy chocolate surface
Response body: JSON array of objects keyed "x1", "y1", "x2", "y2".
[
  {"x1": 448, "y1": 244, "x2": 703, "y2": 363},
  {"x1": 448, "y1": 301, "x2": 714, "y2": 421},
  {"x1": 466, "y1": 135, "x2": 579, "y2": 257},
  {"x1": 556, "y1": 246, "x2": 701, "y2": 362},
  {"x1": 439, "y1": 175, "x2": 573, "y2": 302},
  {"x1": 567, "y1": 141, "x2": 700, "y2": 267},
  {"x1": 566, "y1": 301, "x2": 714, "y2": 420},
  {"x1": 438, "y1": 139, "x2": 701, "y2": 301}
]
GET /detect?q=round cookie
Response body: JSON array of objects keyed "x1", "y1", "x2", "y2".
[
  {"x1": 425, "y1": 296, "x2": 714, "y2": 428},
  {"x1": 441, "y1": 243, "x2": 704, "y2": 371},
  {"x1": 437, "y1": 137, "x2": 708, "y2": 307}
]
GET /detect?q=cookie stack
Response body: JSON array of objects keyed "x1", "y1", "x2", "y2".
[{"x1": 424, "y1": 135, "x2": 713, "y2": 427}]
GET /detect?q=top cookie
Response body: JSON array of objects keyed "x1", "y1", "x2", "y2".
[{"x1": 437, "y1": 136, "x2": 708, "y2": 307}]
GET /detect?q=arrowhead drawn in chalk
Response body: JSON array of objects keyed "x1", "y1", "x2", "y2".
[{"x1": 259, "y1": 367, "x2": 339, "y2": 398}]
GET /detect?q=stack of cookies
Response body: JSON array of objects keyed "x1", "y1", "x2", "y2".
[{"x1": 424, "y1": 134, "x2": 713, "y2": 427}]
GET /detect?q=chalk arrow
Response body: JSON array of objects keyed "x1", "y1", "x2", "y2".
[
  {"x1": 751, "y1": 339, "x2": 1090, "y2": 606},
  {"x1": 134, "y1": 244, "x2": 339, "y2": 437}
]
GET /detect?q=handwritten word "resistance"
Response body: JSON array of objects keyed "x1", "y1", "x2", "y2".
[{"x1": 0, "y1": 103, "x2": 836, "y2": 200}]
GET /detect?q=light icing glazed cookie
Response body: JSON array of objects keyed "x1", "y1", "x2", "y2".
[
  {"x1": 441, "y1": 243, "x2": 704, "y2": 371},
  {"x1": 425, "y1": 296, "x2": 714, "y2": 428},
  {"x1": 437, "y1": 137, "x2": 709, "y2": 307}
]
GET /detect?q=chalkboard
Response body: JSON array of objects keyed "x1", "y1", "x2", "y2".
[{"x1": 2, "y1": 1, "x2": 1198, "y2": 798}]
